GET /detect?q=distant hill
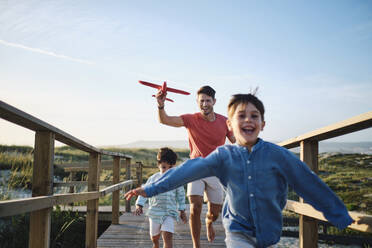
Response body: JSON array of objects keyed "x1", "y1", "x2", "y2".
[
  {"x1": 288, "y1": 141, "x2": 372, "y2": 154},
  {"x1": 116, "y1": 140, "x2": 372, "y2": 154},
  {"x1": 319, "y1": 141, "x2": 372, "y2": 154}
]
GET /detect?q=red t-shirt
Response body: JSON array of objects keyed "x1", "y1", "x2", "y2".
[{"x1": 181, "y1": 113, "x2": 232, "y2": 159}]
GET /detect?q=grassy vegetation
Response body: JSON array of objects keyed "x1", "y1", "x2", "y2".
[
  {"x1": 318, "y1": 153, "x2": 372, "y2": 214},
  {"x1": 0, "y1": 207, "x2": 110, "y2": 248},
  {"x1": 0, "y1": 145, "x2": 189, "y2": 247},
  {"x1": 1, "y1": 145, "x2": 371, "y2": 214}
]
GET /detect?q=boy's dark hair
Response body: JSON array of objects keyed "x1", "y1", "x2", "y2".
[
  {"x1": 197, "y1": 86, "x2": 216, "y2": 99},
  {"x1": 228, "y1": 94, "x2": 265, "y2": 121},
  {"x1": 157, "y1": 147, "x2": 178, "y2": 165}
]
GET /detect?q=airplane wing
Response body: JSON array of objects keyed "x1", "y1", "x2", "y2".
[
  {"x1": 166, "y1": 87, "x2": 190, "y2": 95},
  {"x1": 139, "y1": 80, "x2": 190, "y2": 95},
  {"x1": 138, "y1": 80, "x2": 161, "y2": 89}
]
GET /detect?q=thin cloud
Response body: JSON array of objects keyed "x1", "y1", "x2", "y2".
[{"x1": 0, "y1": 39, "x2": 94, "y2": 65}]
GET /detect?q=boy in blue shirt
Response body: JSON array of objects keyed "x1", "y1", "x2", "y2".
[
  {"x1": 125, "y1": 94, "x2": 354, "y2": 247},
  {"x1": 135, "y1": 147, "x2": 187, "y2": 248}
]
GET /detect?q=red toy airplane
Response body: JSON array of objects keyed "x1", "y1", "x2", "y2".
[{"x1": 139, "y1": 80, "x2": 190, "y2": 102}]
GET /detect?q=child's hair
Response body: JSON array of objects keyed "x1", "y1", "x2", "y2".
[
  {"x1": 197, "y1": 86, "x2": 216, "y2": 99},
  {"x1": 228, "y1": 94, "x2": 265, "y2": 121},
  {"x1": 157, "y1": 147, "x2": 178, "y2": 166}
]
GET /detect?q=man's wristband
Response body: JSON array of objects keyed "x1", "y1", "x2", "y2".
[{"x1": 158, "y1": 105, "x2": 164, "y2": 110}]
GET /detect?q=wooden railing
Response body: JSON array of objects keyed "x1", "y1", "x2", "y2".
[
  {"x1": 0, "y1": 100, "x2": 141, "y2": 248},
  {"x1": 1, "y1": 99, "x2": 371, "y2": 248},
  {"x1": 54, "y1": 160, "x2": 144, "y2": 210},
  {"x1": 279, "y1": 111, "x2": 372, "y2": 248}
]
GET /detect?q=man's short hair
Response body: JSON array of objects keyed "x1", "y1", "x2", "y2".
[
  {"x1": 197, "y1": 86, "x2": 216, "y2": 99},
  {"x1": 157, "y1": 147, "x2": 178, "y2": 165}
]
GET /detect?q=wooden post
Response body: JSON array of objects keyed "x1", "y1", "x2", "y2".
[
  {"x1": 299, "y1": 140, "x2": 319, "y2": 248},
  {"x1": 29, "y1": 131, "x2": 55, "y2": 248},
  {"x1": 125, "y1": 157, "x2": 132, "y2": 212},
  {"x1": 68, "y1": 172, "x2": 76, "y2": 206},
  {"x1": 69, "y1": 172, "x2": 76, "y2": 193},
  {"x1": 86, "y1": 153, "x2": 101, "y2": 248},
  {"x1": 112, "y1": 156, "x2": 120, "y2": 224},
  {"x1": 136, "y1": 162, "x2": 143, "y2": 187}
]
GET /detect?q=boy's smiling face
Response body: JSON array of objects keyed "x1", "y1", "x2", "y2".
[
  {"x1": 158, "y1": 161, "x2": 172, "y2": 174},
  {"x1": 227, "y1": 102, "x2": 265, "y2": 150}
]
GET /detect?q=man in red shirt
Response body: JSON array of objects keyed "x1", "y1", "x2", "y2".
[{"x1": 156, "y1": 85, "x2": 235, "y2": 248}]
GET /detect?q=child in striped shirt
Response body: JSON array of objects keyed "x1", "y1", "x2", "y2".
[{"x1": 135, "y1": 147, "x2": 187, "y2": 248}]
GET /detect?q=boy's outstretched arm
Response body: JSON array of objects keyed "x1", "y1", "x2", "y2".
[
  {"x1": 144, "y1": 153, "x2": 221, "y2": 198},
  {"x1": 281, "y1": 151, "x2": 354, "y2": 229},
  {"x1": 124, "y1": 187, "x2": 147, "y2": 201}
]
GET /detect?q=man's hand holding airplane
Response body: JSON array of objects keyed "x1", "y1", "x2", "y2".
[{"x1": 156, "y1": 90, "x2": 167, "y2": 107}]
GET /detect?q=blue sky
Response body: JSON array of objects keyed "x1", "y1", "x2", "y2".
[{"x1": 1, "y1": 0, "x2": 371, "y2": 147}]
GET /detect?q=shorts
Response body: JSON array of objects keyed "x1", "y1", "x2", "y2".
[
  {"x1": 225, "y1": 232, "x2": 257, "y2": 248},
  {"x1": 187, "y1": 176, "x2": 224, "y2": 204},
  {"x1": 225, "y1": 232, "x2": 276, "y2": 248},
  {"x1": 149, "y1": 216, "x2": 174, "y2": 236}
]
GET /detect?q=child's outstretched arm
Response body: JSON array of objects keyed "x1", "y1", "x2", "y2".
[
  {"x1": 144, "y1": 151, "x2": 222, "y2": 198},
  {"x1": 281, "y1": 150, "x2": 354, "y2": 229},
  {"x1": 125, "y1": 186, "x2": 147, "y2": 202},
  {"x1": 125, "y1": 173, "x2": 156, "y2": 202}
]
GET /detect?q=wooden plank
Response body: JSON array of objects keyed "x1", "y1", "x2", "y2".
[
  {"x1": 299, "y1": 141, "x2": 318, "y2": 248},
  {"x1": 278, "y1": 111, "x2": 372, "y2": 149},
  {"x1": 63, "y1": 167, "x2": 108, "y2": 172},
  {"x1": 100, "y1": 181, "x2": 134, "y2": 197},
  {"x1": 86, "y1": 153, "x2": 101, "y2": 248},
  {"x1": 285, "y1": 200, "x2": 372, "y2": 233},
  {"x1": 0, "y1": 192, "x2": 100, "y2": 217},
  {"x1": 54, "y1": 181, "x2": 113, "y2": 187},
  {"x1": 55, "y1": 205, "x2": 127, "y2": 213},
  {"x1": 0, "y1": 100, "x2": 131, "y2": 158},
  {"x1": 0, "y1": 180, "x2": 134, "y2": 217},
  {"x1": 29, "y1": 131, "x2": 54, "y2": 248},
  {"x1": 98, "y1": 204, "x2": 226, "y2": 248}
]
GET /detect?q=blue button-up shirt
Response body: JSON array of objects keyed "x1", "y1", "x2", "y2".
[{"x1": 144, "y1": 139, "x2": 353, "y2": 247}]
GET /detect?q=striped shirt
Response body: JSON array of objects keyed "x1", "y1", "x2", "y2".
[{"x1": 136, "y1": 171, "x2": 186, "y2": 224}]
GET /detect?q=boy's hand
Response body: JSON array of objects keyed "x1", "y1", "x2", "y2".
[
  {"x1": 124, "y1": 187, "x2": 147, "y2": 201},
  {"x1": 135, "y1": 205, "x2": 143, "y2": 216},
  {"x1": 179, "y1": 210, "x2": 188, "y2": 224}
]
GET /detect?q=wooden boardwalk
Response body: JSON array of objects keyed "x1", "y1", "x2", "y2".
[{"x1": 97, "y1": 204, "x2": 226, "y2": 248}]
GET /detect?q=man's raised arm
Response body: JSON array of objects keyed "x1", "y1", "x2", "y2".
[{"x1": 156, "y1": 90, "x2": 184, "y2": 127}]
